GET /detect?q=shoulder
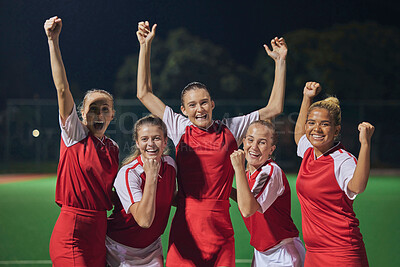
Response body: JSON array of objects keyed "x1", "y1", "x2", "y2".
[
  {"x1": 329, "y1": 146, "x2": 357, "y2": 165},
  {"x1": 118, "y1": 158, "x2": 144, "y2": 178},
  {"x1": 162, "y1": 155, "x2": 177, "y2": 171},
  {"x1": 105, "y1": 136, "x2": 119, "y2": 149},
  {"x1": 260, "y1": 161, "x2": 283, "y2": 179}
]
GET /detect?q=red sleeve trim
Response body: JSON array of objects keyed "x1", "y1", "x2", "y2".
[{"x1": 125, "y1": 162, "x2": 140, "y2": 203}]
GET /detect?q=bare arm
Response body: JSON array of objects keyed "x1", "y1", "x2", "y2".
[
  {"x1": 258, "y1": 37, "x2": 287, "y2": 120},
  {"x1": 136, "y1": 21, "x2": 166, "y2": 119},
  {"x1": 44, "y1": 16, "x2": 74, "y2": 124},
  {"x1": 129, "y1": 158, "x2": 160, "y2": 228},
  {"x1": 294, "y1": 82, "x2": 321, "y2": 144},
  {"x1": 347, "y1": 122, "x2": 375, "y2": 194},
  {"x1": 230, "y1": 150, "x2": 261, "y2": 217}
]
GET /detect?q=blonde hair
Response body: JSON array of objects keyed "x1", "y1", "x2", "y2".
[
  {"x1": 122, "y1": 115, "x2": 169, "y2": 166},
  {"x1": 308, "y1": 96, "x2": 341, "y2": 126}
]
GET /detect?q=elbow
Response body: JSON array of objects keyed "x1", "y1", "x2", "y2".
[
  {"x1": 239, "y1": 208, "x2": 255, "y2": 218},
  {"x1": 272, "y1": 105, "x2": 284, "y2": 116},
  {"x1": 137, "y1": 219, "x2": 153, "y2": 229},
  {"x1": 137, "y1": 91, "x2": 145, "y2": 101},
  {"x1": 351, "y1": 187, "x2": 365, "y2": 195}
]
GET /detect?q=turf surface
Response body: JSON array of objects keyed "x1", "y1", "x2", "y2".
[{"x1": 0, "y1": 175, "x2": 399, "y2": 266}]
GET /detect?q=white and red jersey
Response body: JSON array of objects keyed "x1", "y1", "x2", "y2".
[
  {"x1": 107, "y1": 155, "x2": 177, "y2": 248},
  {"x1": 56, "y1": 105, "x2": 119, "y2": 211},
  {"x1": 243, "y1": 159, "x2": 299, "y2": 252},
  {"x1": 164, "y1": 106, "x2": 259, "y2": 266},
  {"x1": 296, "y1": 134, "x2": 365, "y2": 253},
  {"x1": 163, "y1": 105, "x2": 259, "y2": 200}
]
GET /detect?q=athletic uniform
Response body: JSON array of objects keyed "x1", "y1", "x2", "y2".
[
  {"x1": 49, "y1": 105, "x2": 119, "y2": 266},
  {"x1": 106, "y1": 155, "x2": 177, "y2": 267},
  {"x1": 163, "y1": 105, "x2": 259, "y2": 267},
  {"x1": 296, "y1": 135, "x2": 369, "y2": 267},
  {"x1": 243, "y1": 159, "x2": 305, "y2": 267}
]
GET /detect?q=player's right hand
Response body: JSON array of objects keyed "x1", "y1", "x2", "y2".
[
  {"x1": 44, "y1": 16, "x2": 62, "y2": 40},
  {"x1": 137, "y1": 21, "x2": 157, "y2": 45},
  {"x1": 230, "y1": 149, "x2": 246, "y2": 171},
  {"x1": 303, "y1": 81, "x2": 321, "y2": 98}
]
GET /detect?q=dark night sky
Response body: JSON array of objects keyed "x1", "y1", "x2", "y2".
[{"x1": 0, "y1": 0, "x2": 398, "y2": 100}]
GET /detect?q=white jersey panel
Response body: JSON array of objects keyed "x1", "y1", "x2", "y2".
[
  {"x1": 222, "y1": 111, "x2": 259, "y2": 146},
  {"x1": 297, "y1": 135, "x2": 358, "y2": 200},
  {"x1": 163, "y1": 106, "x2": 192, "y2": 147},
  {"x1": 297, "y1": 134, "x2": 312, "y2": 158},
  {"x1": 59, "y1": 104, "x2": 89, "y2": 147},
  {"x1": 331, "y1": 150, "x2": 358, "y2": 200},
  {"x1": 251, "y1": 162, "x2": 285, "y2": 214},
  {"x1": 114, "y1": 159, "x2": 144, "y2": 214}
]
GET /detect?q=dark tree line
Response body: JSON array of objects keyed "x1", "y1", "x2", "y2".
[{"x1": 114, "y1": 22, "x2": 400, "y2": 102}]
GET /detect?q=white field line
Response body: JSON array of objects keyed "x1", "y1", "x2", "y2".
[{"x1": 0, "y1": 259, "x2": 252, "y2": 265}]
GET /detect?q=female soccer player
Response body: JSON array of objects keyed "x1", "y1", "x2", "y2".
[
  {"x1": 136, "y1": 21, "x2": 287, "y2": 266},
  {"x1": 44, "y1": 16, "x2": 119, "y2": 266},
  {"x1": 230, "y1": 120, "x2": 305, "y2": 267},
  {"x1": 106, "y1": 115, "x2": 176, "y2": 267},
  {"x1": 294, "y1": 81, "x2": 374, "y2": 266}
]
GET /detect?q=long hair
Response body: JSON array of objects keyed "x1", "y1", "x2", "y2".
[{"x1": 122, "y1": 115, "x2": 169, "y2": 166}]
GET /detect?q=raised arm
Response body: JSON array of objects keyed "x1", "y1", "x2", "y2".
[
  {"x1": 44, "y1": 16, "x2": 74, "y2": 123},
  {"x1": 129, "y1": 158, "x2": 160, "y2": 228},
  {"x1": 136, "y1": 21, "x2": 166, "y2": 119},
  {"x1": 294, "y1": 82, "x2": 321, "y2": 144},
  {"x1": 347, "y1": 122, "x2": 375, "y2": 194},
  {"x1": 230, "y1": 150, "x2": 261, "y2": 217},
  {"x1": 258, "y1": 37, "x2": 287, "y2": 120}
]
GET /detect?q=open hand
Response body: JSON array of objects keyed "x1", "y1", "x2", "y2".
[
  {"x1": 264, "y1": 37, "x2": 287, "y2": 61},
  {"x1": 137, "y1": 21, "x2": 157, "y2": 45}
]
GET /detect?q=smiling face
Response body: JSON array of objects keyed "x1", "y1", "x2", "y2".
[
  {"x1": 136, "y1": 124, "x2": 167, "y2": 161},
  {"x1": 243, "y1": 123, "x2": 276, "y2": 172},
  {"x1": 305, "y1": 108, "x2": 341, "y2": 157},
  {"x1": 180, "y1": 88, "x2": 215, "y2": 129},
  {"x1": 81, "y1": 92, "x2": 114, "y2": 138}
]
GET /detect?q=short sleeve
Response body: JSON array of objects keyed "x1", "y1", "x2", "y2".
[
  {"x1": 222, "y1": 111, "x2": 259, "y2": 146},
  {"x1": 59, "y1": 104, "x2": 88, "y2": 147},
  {"x1": 163, "y1": 106, "x2": 191, "y2": 146},
  {"x1": 113, "y1": 165, "x2": 144, "y2": 214},
  {"x1": 255, "y1": 165, "x2": 285, "y2": 213},
  {"x1": 297, "y1": 135, "x2": 313, "y2": 158},
  {"x1": 335, "y1": 156, "x2": 358, "y2": 200}
]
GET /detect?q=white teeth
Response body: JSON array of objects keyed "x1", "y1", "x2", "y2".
[
  {"x1": 196, "y1": 114, "x2": 206, "y2": 119},
  {"x1": 249, "y1": 152, "x2": 260, "y2": 157}
]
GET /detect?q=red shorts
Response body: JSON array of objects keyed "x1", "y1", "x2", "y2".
[
  {"x1": 49, "y1": 206, "x2": 107, "y2": 267},
  {"x1": 166, "y1": 198, "x2": 235, "y2": 267},
  {"x1": 305, "y1": 244, "x2": 369, "y2": 267}
]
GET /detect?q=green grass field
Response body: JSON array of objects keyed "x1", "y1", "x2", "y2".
[{"x1": 0, "y1": 175, "x2": 399, "y2": 266}]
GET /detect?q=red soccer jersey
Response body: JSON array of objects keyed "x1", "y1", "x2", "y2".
[
  {"x1": 56, "y1": 107, "x2": 119, "y2": 211},
  {"x1": 296, "y1": 135, "x2": 366, "y2": 253},
  {"x1": 163, "y1": 106, "x2": 259, "y2": 200},
  {"x1": 107, "y1": 155, "x2": 177, "y2": 248},
  {"x1": 243, "y1": 159, "x2": 299, "y2": 252}
]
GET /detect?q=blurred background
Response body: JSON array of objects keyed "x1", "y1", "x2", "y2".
[{"x1": 1, "y1": 0, "x2": 399, "y2": 173}]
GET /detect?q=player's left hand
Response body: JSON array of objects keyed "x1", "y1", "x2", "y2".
[{"x1": 358, "y1": 122, "x2": 375, "y2": 145}]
